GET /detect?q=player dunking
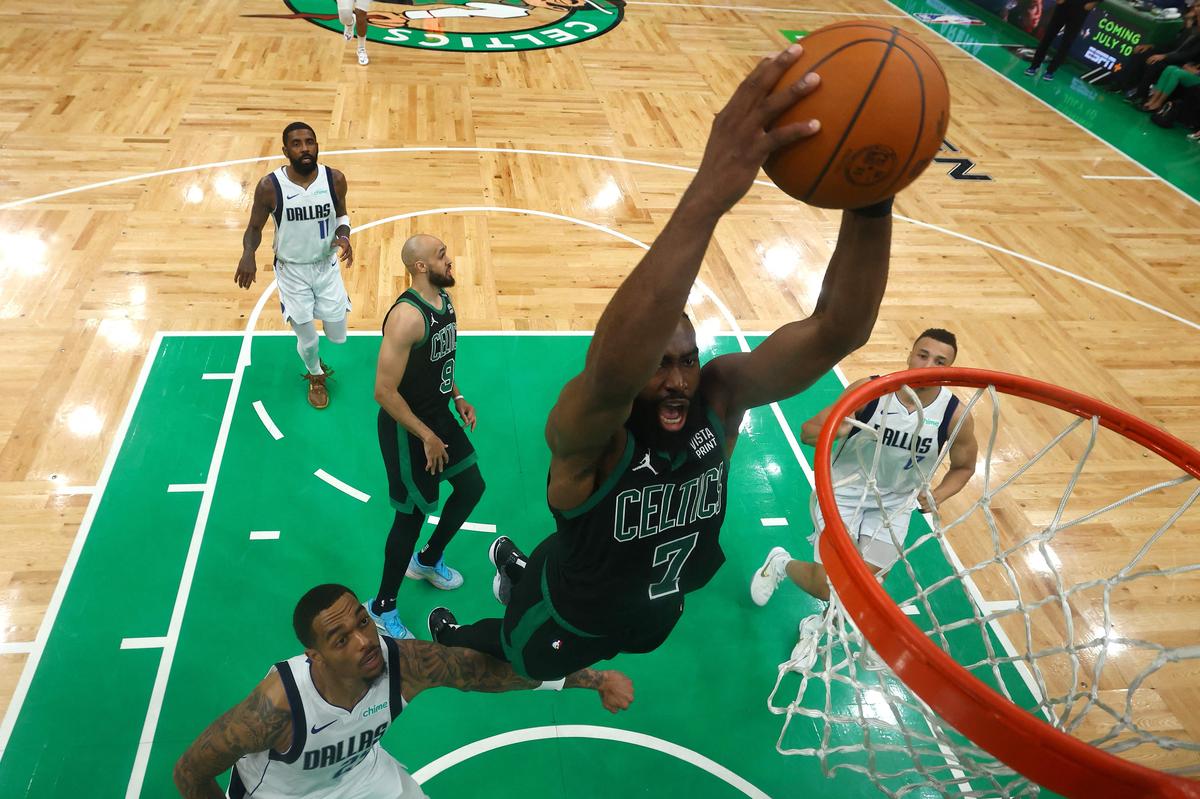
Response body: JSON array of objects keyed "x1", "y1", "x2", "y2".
[
  {"x1": 750, "y1": 329, "x2": 978, "y2": 609},
  {"x1": 368, "y1": 235, "x2": 483, "y2": 640},
  {"x1": 172, "y1": 584, "x2": 632, "y2": 798},
  {"x1": 427, "y1": 45, "x2": 896, "y2": 680},
  {"x1": 237, "y1": 122, "x2": 354, "y2": 410}
]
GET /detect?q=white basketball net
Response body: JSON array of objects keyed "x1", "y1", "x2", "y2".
[{"x1": 767, "y1": 381, "x2": 1200, "y2": 798}]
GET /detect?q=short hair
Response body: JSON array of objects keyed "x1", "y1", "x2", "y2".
[
  {"x1": 293, "y1": 583, "x2": 355, "y2": 648},
  {"x1": 282, "y1": 121, "x2": 316, "y2": 145},
  {"x1": 915, "y1": 328, "x2": 957, "y2": 355}
]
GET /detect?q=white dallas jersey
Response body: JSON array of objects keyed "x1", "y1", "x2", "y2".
[
  {"x1": 229, "y1": 636, "x2": 407, "y2": 799},
  {"x1": 830, "y1": 383, "x2": 960, "y2": 509},
  {"x1": 270, "y1": 164, "x2": 338, "y2": 266}
]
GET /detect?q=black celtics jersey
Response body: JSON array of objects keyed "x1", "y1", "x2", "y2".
[
  {"x1": 383, "y1": 288, "x2": 457, "y2": 417},
  {"x1": 544, "y1": 402, "x2": 729, "y2": 635}
]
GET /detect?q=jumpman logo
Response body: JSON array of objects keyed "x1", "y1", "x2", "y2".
[{"x1": 632, "y1": 451, "x2": 657, "y2": 475}]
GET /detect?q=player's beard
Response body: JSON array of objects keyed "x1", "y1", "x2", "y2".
[
  {"x1": 429, "y1": 270, "x2": 455, "y2": 288},
  {"x1": 627, "y1": 393, "x2": 693, "y2": 453},
  {"x1": 289, "y1": 153, "x2": 318, "y2": 176}
]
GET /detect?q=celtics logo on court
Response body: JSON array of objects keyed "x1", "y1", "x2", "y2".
[{"x1": 279, "y1": 0, "x2": 623, "y2": 52}]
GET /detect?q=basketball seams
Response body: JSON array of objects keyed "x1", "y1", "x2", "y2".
[
  {"x1": 801, "y1": 28, "x2": 900, "y2": 203},
  {"x1": 764, "y1": 25, "x2": 948, "y2": 208},
  {"x1": 876, "y1": 45, "x2": 929, "y2": 198}
]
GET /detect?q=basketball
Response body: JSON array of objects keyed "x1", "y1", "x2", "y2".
[{"x1": 764, "y1": 23, "x2": 951, "y2": 210}]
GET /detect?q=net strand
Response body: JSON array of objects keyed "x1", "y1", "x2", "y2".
[{"x1": 769, "y1": 379, "x2": 1200, "y2": 797}]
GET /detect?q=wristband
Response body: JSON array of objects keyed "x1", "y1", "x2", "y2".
[
  {"x1": 453, "y1": 394, "x2": 464, "y2": 401},
  {"x1": 336, "y1": 214, "x2": 350, "y2": 232},
  {"x1": 536, "y1": 679, "x2": 565, "y2": 691},
  {"x1": 850, "y1": 196, "x2": 894, "y2": 218}
]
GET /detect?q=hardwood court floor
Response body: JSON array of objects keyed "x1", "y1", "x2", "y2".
[{"x1": 0, "y1": 0, "x2": 1197, "y2": 794}]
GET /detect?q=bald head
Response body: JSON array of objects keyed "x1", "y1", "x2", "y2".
[{"x1": 401, "y1": 234, "x2": 443, "y2": 274}]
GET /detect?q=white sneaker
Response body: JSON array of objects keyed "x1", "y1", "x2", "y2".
[
  {"x1": 357, "y1": 47, "x2": 369, "y2": 65},
  {"x1": 785, "y1": 613, "x2": 824, "y2": 672},
  {"x1": 344, "y1": 25, "x2": 353, "y2": 40},
  {"x1": 750, "y1": 546, "x2": 791, "y2": 606}
]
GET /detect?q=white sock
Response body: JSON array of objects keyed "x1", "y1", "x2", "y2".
[{"x1": 291, "y1": 320, "x2": 323, "y2": 375}]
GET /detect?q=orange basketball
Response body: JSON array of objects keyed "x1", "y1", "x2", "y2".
[{"x1": 764, "y1": 22, "x2": 951, "y2": 210}]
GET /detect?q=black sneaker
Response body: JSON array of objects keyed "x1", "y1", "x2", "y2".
[
  {"x1": 428, "y1": 607, "x2": 458, "y2": 642},
  {"x1": 489, "y1": 536, "x2": 528, "y2": 606}
]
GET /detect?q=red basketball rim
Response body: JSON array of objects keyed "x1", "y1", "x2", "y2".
[{"x1": 814, "y1": 366, "x2": 1200, "y2": 799}]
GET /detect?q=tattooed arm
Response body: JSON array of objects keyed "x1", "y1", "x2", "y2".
[
  {"x1": 173, "y1": 670, "x2": 293, "y2": 798},
  {"x1": 398, "y1": 640, "x2": 634, "y2": 713}
]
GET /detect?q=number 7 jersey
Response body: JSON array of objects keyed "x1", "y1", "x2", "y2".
[{"x1": 544, "y1": 401, "x2": 729, "y2": 637}]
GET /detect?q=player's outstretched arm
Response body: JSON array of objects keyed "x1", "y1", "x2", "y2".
[
  {"x1": 397, "y1": 640, "x2": 634, "y2": 713},
  {"x1": 798, "y1": 377, "x2": 872, "y2": 446},
  {"x1": 236, "y1": 177, "x2": 275, "y2": 290},
  {"x1": 173, "y1": 672, "x2": 291, "y2": 799},
  {"x1": 546, "y1": 45, "x2": 821, "y2": 462},
  {"x1": 703, "y1": 205, "x2": 892, "y2": 424}
]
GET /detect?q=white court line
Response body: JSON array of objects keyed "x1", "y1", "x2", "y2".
[
  {"x1": 0, "y1": 642, "x2": 34, "y2": 655},
  {"x1": 314, "y1": 469, "x2": 371, "y2": 503},
  {"x1": 249, "y1": 531, "x2": 281, "y2": 541},
  {"x1": 167, "y1": 483, "x2": 206, "y2": 493},
  {"x1": 687, "y1": 239, "x2": 988, "y2": 792},
  {"x1": 348, "y1": 205, "x2": 823, "y2": 486},
  {"x1": 124, "y1": 277, "x2": 277, "y2": 797},
  {"x1": 1081, "y1": 175, "x2": 1157, "y2": 181},
  {"x1": 41, "y1": 199, "x2": 1158, "y2": 795},
  {"x1": 253, "y1": 400, "x2": 284, "y2": 441},
  {"x1": 983, "y1": 599, "x2": 1020, "y2": 612},
  {"x1": 887, "y1": 0, "x2": 1198, "y2": 208},
  {"x1": 55, "y1": 485, "x2": 96, "y2": 495},
  {"x1": 0, "y1": 331, "x2": 164, "y2": 760},
  {"x1": 201, "y1": 372, "x2": 236, "y2": 380},
  {"x1": 120, "y1": 637, "x2": 167, "y2": 650},
  {"x1": 896, "y1": 213, "x2": 1200, "y2": 333},
  {"x1": 627, "y1": 1, "x2": 906, "y2": 18},
  {"x1": 901, "y1": 605, "x2": 921, "y2": 616},
  {"x1": 1, "y1": 146, "x2": 1193, "y2": 333},
  {"x1": 412, "y1": 725, "x2": 771, "y2": 798},
  {"x1": 760, "y1": 517, "x2": 789, "y2": 527},
  {"x1": 425, "y1": 516, "x2": 497, "y2": 533}
]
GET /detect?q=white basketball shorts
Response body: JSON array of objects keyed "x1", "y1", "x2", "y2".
[{"x1": 274, "y1": 256, "x2": 351, "y2": 326}]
